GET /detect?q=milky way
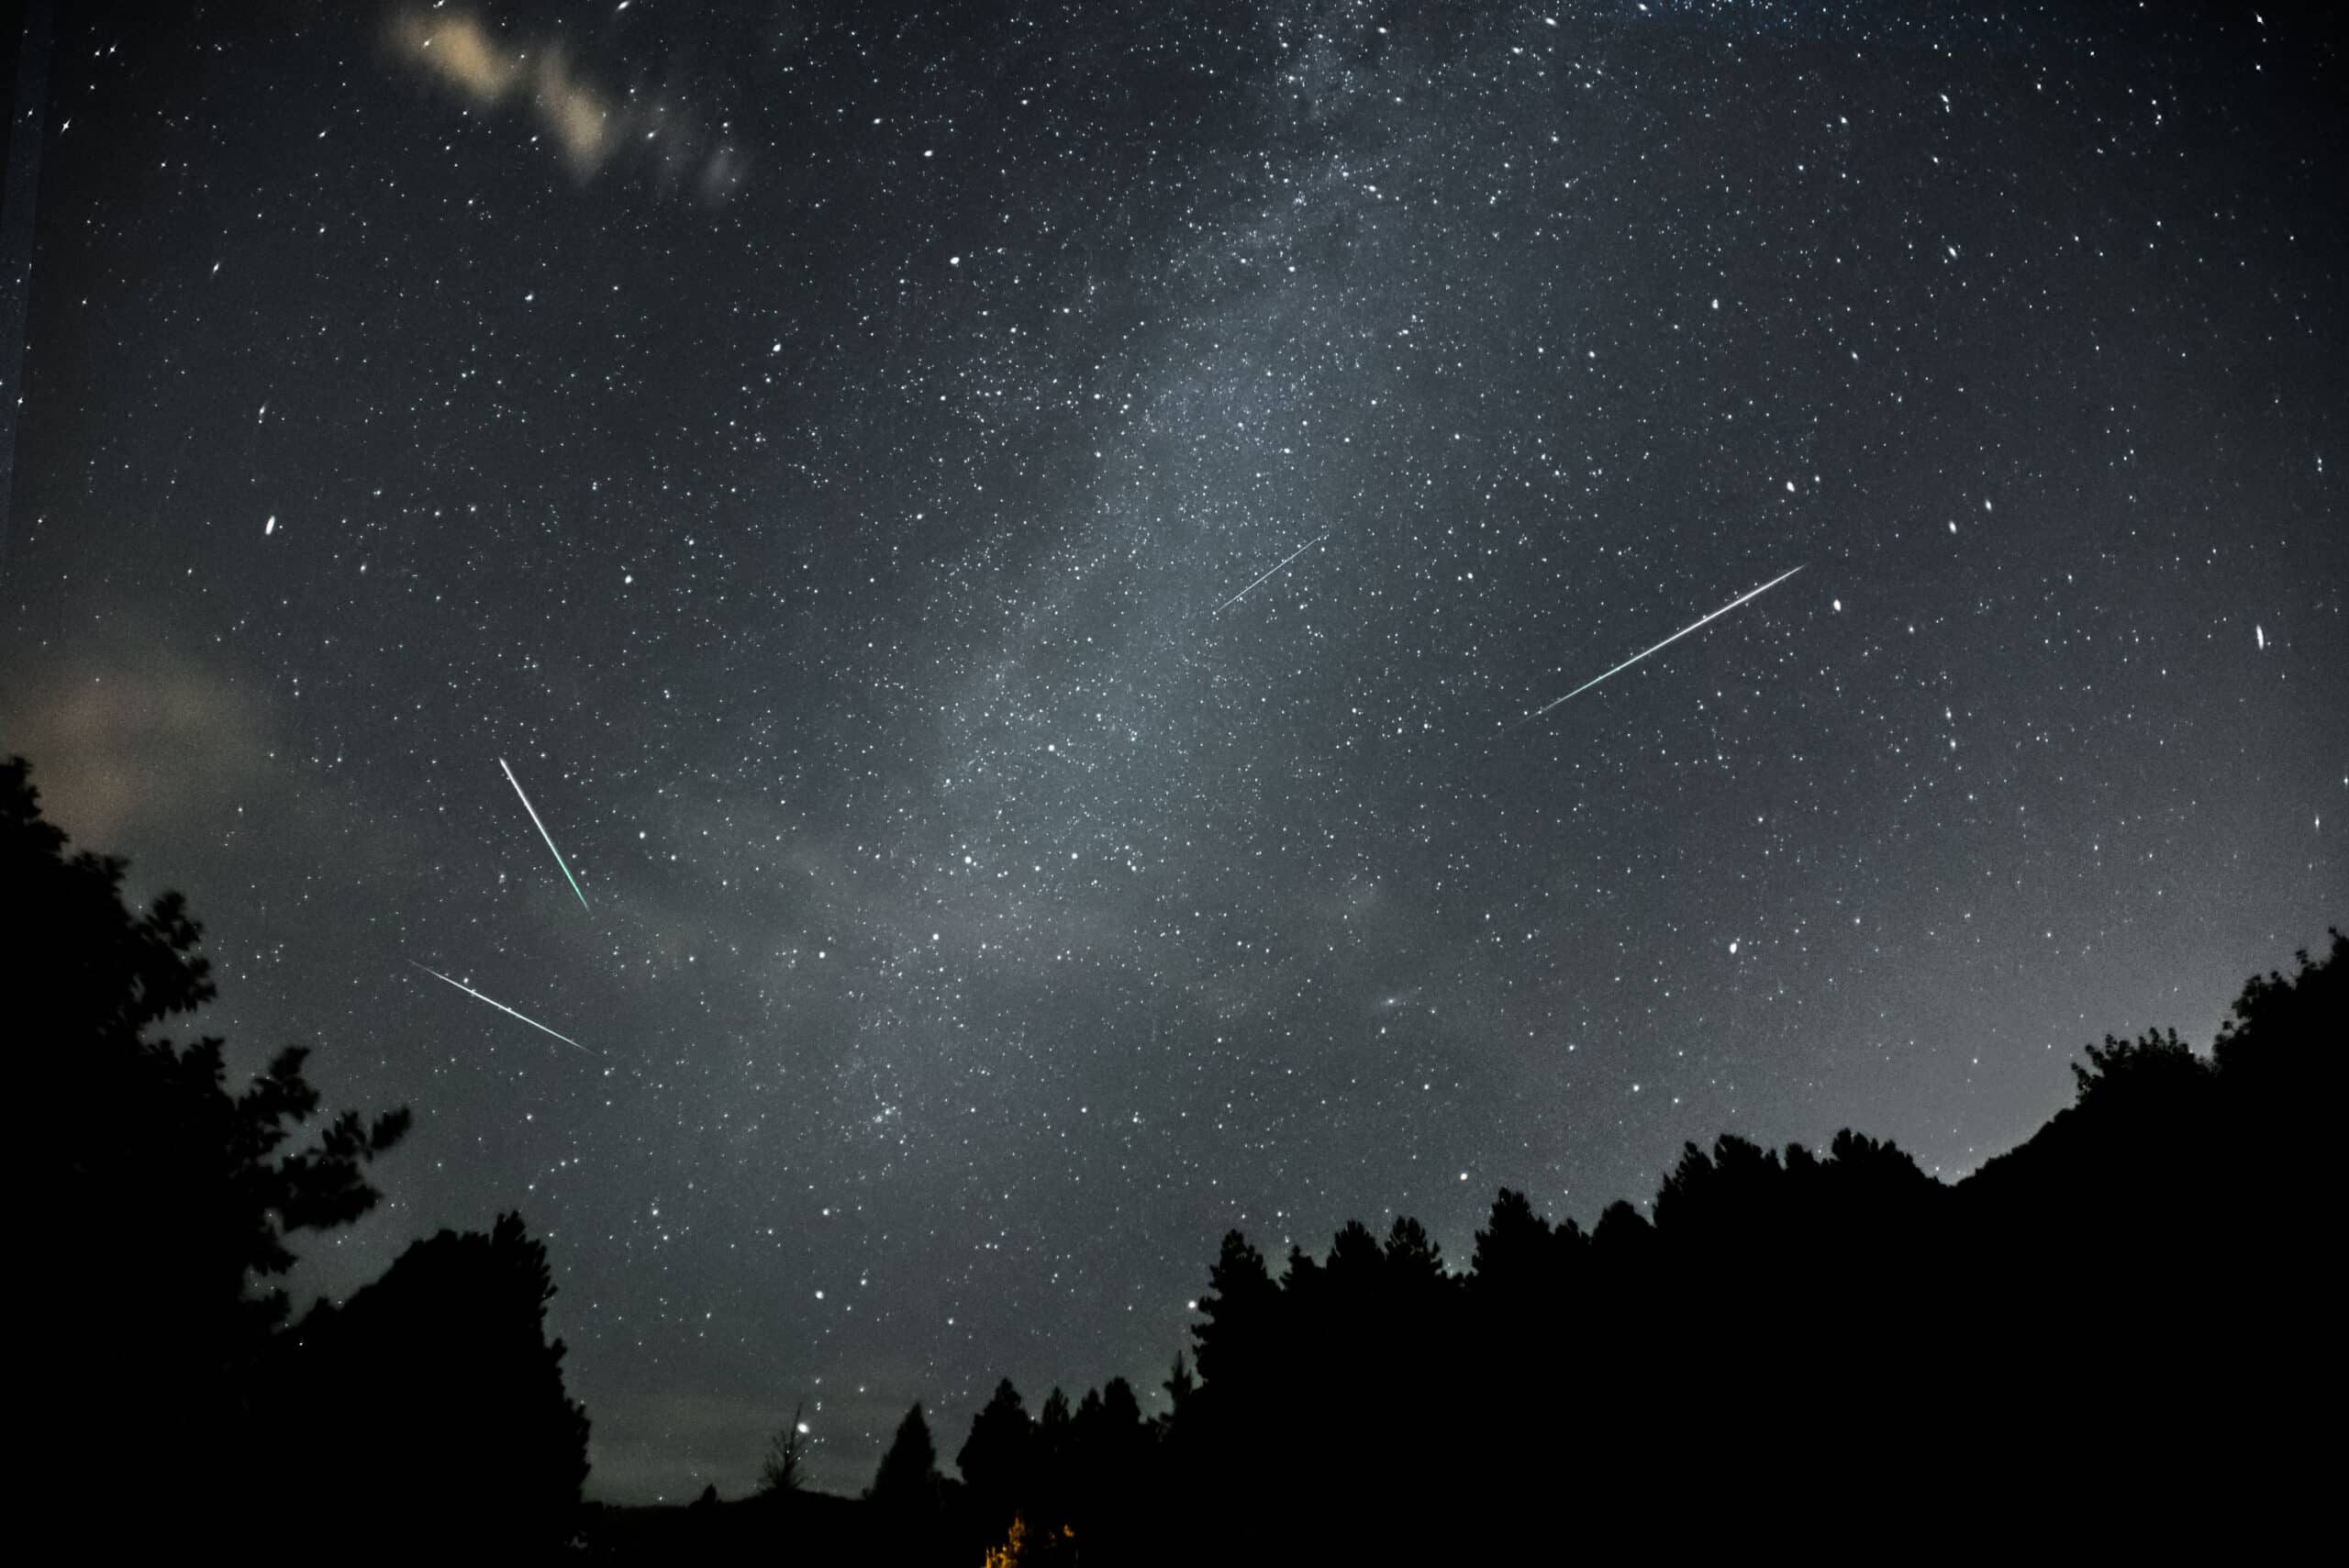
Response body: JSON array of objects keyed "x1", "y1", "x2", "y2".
[{"x1": 1, "y1": 1, "x2": 2341, "y2": 1500}]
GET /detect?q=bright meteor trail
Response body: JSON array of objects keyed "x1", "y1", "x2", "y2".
[
  {"x1": 1518, "y1": 565, "x2": 1805, "y2": 727},
  {"x1": 1214, "y1": 534, "x2": 1325, "y2": 615},
  {"x1": 499, "y1": 757, "x2": 591, "y2": 912},
  {"x1": 408, "y1": 961, "x2": 596, "y2": 1055}
]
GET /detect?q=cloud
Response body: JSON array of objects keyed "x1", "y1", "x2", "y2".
[
  {"x1": 385, "y1": 7, "x2": 740, "y2": 195},
  {"x1": 0, "y1": 634, "x2": 276, "y2": 850},
  {"x1": 394, "y1": 9, "x2": 526, "y2": 100}
]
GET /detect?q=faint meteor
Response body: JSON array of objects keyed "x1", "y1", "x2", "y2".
[
  {"x1": 408, "y1": 961, "x2": 596, "y2": 1055},
  {"x1": 1517, "y1": 564, "x2": 1805, "y2": 727},
  {"x1": 1214, "y1": 533, "x2": 1326, "y2": 615},
  {"x1": 499, "y1": 756, "x2": 591, "y2": 912}
]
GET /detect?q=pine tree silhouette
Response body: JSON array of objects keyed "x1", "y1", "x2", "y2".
[
  {"x1": 957, "y1": 1377, "x2": 1035, "y2": 1540},
  {"x1": 870, "y1": 1400, "x2": 943, "y2": 1511}
]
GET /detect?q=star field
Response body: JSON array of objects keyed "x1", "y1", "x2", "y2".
[{"x1": 2, "y1": 0, "x2": 2341, "y2": 1500}]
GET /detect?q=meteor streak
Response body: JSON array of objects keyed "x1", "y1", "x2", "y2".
[
  {"x1": 1214, "y1": 534, "x2": 1326, "y2": 615},
  {"x1": 408, "y1": 961, "x2": 596, "y2": 1055},
  {"x1": 500, "y1": 756, "x2": 592, "y2": 912},
  {"x1": 1518, "y1": 564, "x2": 1805, "y2": 727}
]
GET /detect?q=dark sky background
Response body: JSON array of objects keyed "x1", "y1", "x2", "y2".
[{"x1": 3, "y1": 0, "x2": 2341, "y2": 1502}]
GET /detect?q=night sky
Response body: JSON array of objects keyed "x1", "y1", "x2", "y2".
[{"x1": 3, "y1": 0, "x2": 2341, "y2": 1501}]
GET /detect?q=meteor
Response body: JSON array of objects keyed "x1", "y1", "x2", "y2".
[
  {"x1": 499, "y1": 757, "x2": 592, "y2": 912},
  {"x1": 1214, "y1": 533, "x2": 1326, "y2": 615},
  {"x1": 1517, "y1": 564, "x2": 1805, "y2": 727},
  {"x1": 408, "y1": 961, "x2": 596, "y2": 1055}
]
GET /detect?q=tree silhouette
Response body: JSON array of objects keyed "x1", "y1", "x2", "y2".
[
  {"x1": 1070, "y1": 1375, "x2": 1152, "y2": 1541},
  {"x1": 889, "y1": 928, "x2": 2342, "y2": 1560},
  {"x1": 273, "y1": 1211, "x2": 591, "y2": 1551},
  {"x1": 6, "y1": 756, "x2": 413, "y2": 1538},
  {"x1": 761, "y1": 1401, "x2": 811, "y2": 1494},
  {"x1": 870, "y1": 1400, "x2": 944, "y2": 1511},
  {"x1": 2213, "y1": 932, "x2": 2341, "y2": 1091},
  {"x1": 1323, "y1": 1215, "x2": 1382, "y2": 1286},
  {"x1": 1189, "y1": 1229, "x2": 1277, "y2": 1389},
  {"x1": 1159, "y1": 1351, "x2": 1196, "y2": 1420},
  {"x1": 957, "y1": 1376, "x2": 1034, "y2": 1539},
  {"x1": 1028, "y1": 1386, "x2": 1077, "y2": 1531},
  {"x1": 2071, "y1": 1026, "x2": 2210, "y2": 1109},
  {"x1": 1468, "y1": 1186, "x2": 1553, "y2": 1293}
]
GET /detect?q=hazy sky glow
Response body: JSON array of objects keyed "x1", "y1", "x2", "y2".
[{"x1": 2, "y1": 0, "x2": 2340, "y2": 1501}]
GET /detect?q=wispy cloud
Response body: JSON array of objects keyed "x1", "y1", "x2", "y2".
[
  {"x1": 0, "y1": 633, "x2": 275, "y2": 848},
  {"x1": 385, "y1": 6, "x2": 743, "y2": 197}
]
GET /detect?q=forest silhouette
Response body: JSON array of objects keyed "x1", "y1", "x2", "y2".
[
  {"x1": 6, "y1": 757, "x2": 586, "y2": 1554},
  {"x1": 6, "y1": 753, "x2": 2332, "y2": 1560}
]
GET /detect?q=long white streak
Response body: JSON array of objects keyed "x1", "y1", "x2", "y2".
[
  {"x1": 408, "y1": 961, "x2": 597, "y2": 1055},
  {"x1": 1214, "y1": 534, "x2": 1326, "y2": 615},
  {"x1": 1520, "y1": 565, "x2": 1805, "y2": 726},
  {"x1": 499, "y1": 757, "x2": 592, "y2": 912}
]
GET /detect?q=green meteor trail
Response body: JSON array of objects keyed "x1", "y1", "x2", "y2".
[{"x1": 499, "y1": 756, "x2": 592, "y2": 913}]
